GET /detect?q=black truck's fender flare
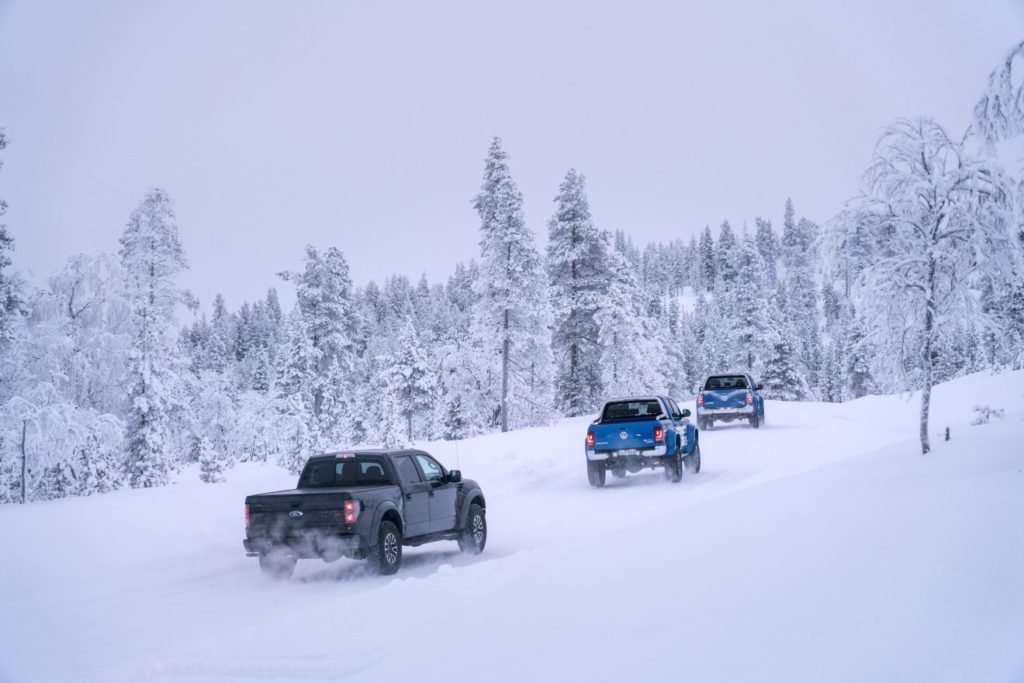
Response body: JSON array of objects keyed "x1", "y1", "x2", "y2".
[
  {"x1": 369, "y1": 500, "x2": 403, "y2": 541},
  {"x1": 456, "y1": 487, "x2": 486, "y2": 529}
]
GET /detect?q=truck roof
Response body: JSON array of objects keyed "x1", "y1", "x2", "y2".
[{"x1": 310, "y1": 449, "x2": 426, "y2": 460}]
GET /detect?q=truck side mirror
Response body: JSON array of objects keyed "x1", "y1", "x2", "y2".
[
  {"x1": 680, "y1": 408, "x2": 691, "y2": 418},
  {"x1": 447, "y1": 470, "x2": 462, "y2": 483},
  {"x1": 756, "y1": 383, "x2": 764, "y2": 391}
]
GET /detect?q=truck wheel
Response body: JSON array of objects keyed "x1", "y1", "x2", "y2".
[
  {"x1": 750, "y1": 411, "x2": 761, "y2": 429},
  {"x1": 458, "y1": 503, "x2": 487, "y2": 555},
  {"x1": 684, "y1": 442, "x2": 702, "y2": 474},
  {"x1": 665, "y1": 451, "x2": 683, "y2": 483},
  {"x1": 587, "y1": 462, "x2": 606, "y2": 488},
  {"x1": 368, "y1": 520, "x2": 402, "y2": 575},
  {"x1": 258, "y1": 550, "x2": 296, "y2": 580}
]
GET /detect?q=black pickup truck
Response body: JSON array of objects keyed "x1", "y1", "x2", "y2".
[{"x1": 244, "y1": 449, "x2": 486, "y2": 578}]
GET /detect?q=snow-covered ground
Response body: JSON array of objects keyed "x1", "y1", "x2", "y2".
[{"x1": 1, "y1": 371, "x2": 1023, "y2": 683}]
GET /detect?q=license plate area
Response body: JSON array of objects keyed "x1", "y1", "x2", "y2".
[{"x1": 617, "y1": 449, "x2": 641, "y2": 456}]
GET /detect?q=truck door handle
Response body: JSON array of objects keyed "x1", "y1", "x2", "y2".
[
  {"x1": 405, "y1": 493, "x2": 412, "y2": 500},
  {"x1": 428, "y1": 490, "x2": 435, "y2": 497}
]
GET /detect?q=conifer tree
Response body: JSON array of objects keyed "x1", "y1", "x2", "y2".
[
  {"x1": 547, "y1": 169, "x2": 608, "y2": 416},
  {"x1": 698, "y1": 226, "x2": 715, "y2": 292},
  {"x1": 472, "y1": 138, "x2": 554, "y2": 431},
  {"x1": 119, "y1": 189, "x2": 189, "y2": 488},
  {"x1": 754, "y1": 217, "x2": 779, "y2": 288}
]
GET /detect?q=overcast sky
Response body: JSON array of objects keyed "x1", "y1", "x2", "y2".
[{"x1": 1, "y1": 1, "x2": 1022, "y2": 312}]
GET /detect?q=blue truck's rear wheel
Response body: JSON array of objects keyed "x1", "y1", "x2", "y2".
[
  {"x1": 684, "y1": 442, "x2": 702, "y2": 474},
  {"x1": 587, "y1": 462, "x2": 606, "y2": 488}
]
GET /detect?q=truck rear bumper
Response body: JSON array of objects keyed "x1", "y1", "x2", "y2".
[
  {"x1": 244, "y1": 533, "x2": 362, "y2": 560},
  {"x1": 589, "y1": 446, "x2": 667, "y2": 462},
  {"x1": 698, "y1": 406, "x2": 754, "y2": 418}
]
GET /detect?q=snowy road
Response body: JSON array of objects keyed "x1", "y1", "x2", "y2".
[{"x1": 2, "y1": 372, "x2": 1023, "y2": 682}]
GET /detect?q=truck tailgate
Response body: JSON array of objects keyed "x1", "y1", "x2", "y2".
[
  {"x1": 247, "y1": 490, "x2": 352, "y2": 537},
  {"x1": 592, "y1": 421, "x2": 659, "y2": 451},
  {"x1": 702, "y1": 388, "x2": 748, "y2": 408}
]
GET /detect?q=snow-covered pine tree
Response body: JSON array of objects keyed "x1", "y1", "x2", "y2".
[
  {"x1": 596, "y1": 247, "x2": 665, "y2": 397},
  {"x1": 547, "y1": 169, "x2": 609, "y2": 416},
  {"x1": 698, "y1": 226, "x2": 715, "y2": 292},
  {"x1": 279, "y1": 245, "x2": 357, "y2": 445},
  {"x1": 835, "y1": 118, "x2": 1018, "y2": 453},
  {"x1": 472, "y1": 138, "x2": 554, "y2": 431},
  {"x1": 754, "y1": 217, "x2": 780, "y2": 288},
  {"x1": 716, "y1": 220, "x2": 738, "y2": 287},
  {"x1": 119, "y1": 188, "x2": 190, "y2": 488},
  {"x1": 198, "y1": 437, "x2": 225, "y2": 483},
  {"x1": 278, "y1": 392, "x2": 313, "y2": 474},
  {"x1": 781, "y1": 199, "x2": 822, "y2": 393},
  {"x1": 206, "y1": 293, "x2": 232, "y2": 372},
  {"x1": 386, "y1": 317, "x2": 437, "y2": 442},
  {"x1": 0, "y1": 127, "x2": 21, "y2": 384},
  {"x1": 729, "y1": 233, "x2": 774, "y2": 374}
]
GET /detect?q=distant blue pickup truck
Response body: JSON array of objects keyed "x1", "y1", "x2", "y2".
[
  {"x1": 696, "y1": 373, "x2": 765, "y2": 430},
  {"x1": 585, "y1": 396, "x2": 701, "y2": 487}
]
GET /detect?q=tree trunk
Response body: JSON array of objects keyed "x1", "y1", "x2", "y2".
[
  {"x1": 501, "y1": 309, "x2": 509, "y2": 433},
  {"x1": 20, "y1": 420, "x2": 27, "y2": 504},
  {"x1": 406, "y1": 412, "x2": 413, "y2": 443},
  {"x1": 920, "y1": 258, "x2": 936, "y2": 455}
]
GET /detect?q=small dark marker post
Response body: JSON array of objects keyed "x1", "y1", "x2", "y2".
[{"x1": 945, "y1": 427, "x2": 950, "y2": 442}]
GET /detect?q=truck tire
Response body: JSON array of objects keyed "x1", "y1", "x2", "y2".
[
  {"x1": 684, "y1": 442, "x2": 702, "y2": 474},
  {"x1": 665, "y1": 448, "x2": 683, "y2": 483},
  {"x1": 587, "y1": 462, "x2": 606, "y2": 488},
  {"x1": 458, "y1": 503, "x2": 487, "y2": 554},
  {"x1": 368, "y1": 520, "x2": 402, "y2": 575},
  {"x1": 750, "y1": 411, "x2": 761, "y2": 428},
  {"x1": 258, "y1": 550, "x2": 296, "y2": 580}
]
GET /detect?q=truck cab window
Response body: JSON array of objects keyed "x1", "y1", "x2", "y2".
[
  {"x1": 415, "y1": 454, "x2": 445, "y2": 483},
  {"x1": 393, "y1": 455, "x2": 422, "y2": 485}
]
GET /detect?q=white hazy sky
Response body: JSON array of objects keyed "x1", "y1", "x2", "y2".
[{"x1": 1, "y1": 1, "x2": 1022, "y2": 312}]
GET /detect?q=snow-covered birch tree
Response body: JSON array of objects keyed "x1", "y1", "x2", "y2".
[{"x1": 834, "y1": 118, "x2": 1018, "y2": 454}]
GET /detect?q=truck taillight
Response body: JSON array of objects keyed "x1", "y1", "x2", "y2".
[
  {"x1": 745, "y1": 391, "x2": 752, "y2": 405},
  {"x1": 244, "y1": 504, "x2": 250, "y2": 528},
  {"x1": 654, "y1": 426, "x2": 665, "y2": 443},
  {"x1": 697, "y1": 393, "x2": 704, "y2": 407},
  {"x1": 344, "y1": 500, "x2": 359, "y2": 524},
  {"x1": 586, "y1": 431, "x2": 595, "y2": 448}
]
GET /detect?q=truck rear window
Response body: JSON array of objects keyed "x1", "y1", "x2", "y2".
[
  {"x1": 299, "y1": 457, "x2": 392, "y2": 488},
  {"x1": 601, "y1": 399, "x2": 663, "y2": 421},
  {"x1": 704, "y1": 375, "x2": 749, "y2": 390}
]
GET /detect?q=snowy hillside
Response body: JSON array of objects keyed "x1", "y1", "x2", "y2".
[{"x1": 1, "y1": 371, "x2": 1022, "y2": 682}]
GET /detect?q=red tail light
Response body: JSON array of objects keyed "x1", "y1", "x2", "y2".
[
  {"x1": 745, "y1": 391, "x2": 753, "y2": 405},
  {"x1": 344, "y1": 500, "x2": 359, "y2": 524},
  {"x1": 654, "y1": 426, "x2": 665, "y2": 443},
  {"x1": 244, "y1": 504, "x2": 250, "y2": 528},
  {"x1": 697, "y1": 393, "x2": 704, "y2": 407},
  {"x1": 586, "y1": 431, "x2": 595, "y2": 448}
]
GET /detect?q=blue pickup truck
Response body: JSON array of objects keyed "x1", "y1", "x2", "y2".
[
  {"x1": 696, "y1": 373, "x2": 765, "y2": 430},
  {"x1": 585, "y1": 396, "x2": 700, "y2": 487}
]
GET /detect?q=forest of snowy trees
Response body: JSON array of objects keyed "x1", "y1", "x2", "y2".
[{"x1": 2, "y1": 42, "x2": 1024, "y2": 502}]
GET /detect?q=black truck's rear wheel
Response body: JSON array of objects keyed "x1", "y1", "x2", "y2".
[
  {"x1": 587, "y1": 462, "x2": 606, "y2": 488},
  {"x1": 458, "y1": 503, "x2": 487, "y2": 554},
  {"x1": 258, "y1": 550, "x2": 296, "y2": 580},
  {"x1": 368, "y1": 520, "x2": 403, "y2": 575}
]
